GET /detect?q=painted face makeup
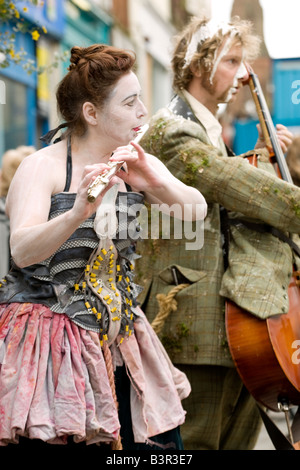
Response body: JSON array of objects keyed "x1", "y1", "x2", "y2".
[
  {"x1": 209, "y1": 31, "x2": 240, "y2": 84},
  {"x1": 183, "y1": 19, "x2": 247, "y2": 82},
  {"x1": 183, "y1": 19, "x2": 239, "y2": 71},
  {"x1": 224, "y1": 60, "x2": 248, "y2": 102},
  {"x1": 184, "y1": 20, "x2": 248, "y2": 105},
  {"x1": 99, "y1": 72, "x2": 148, "y2": 147}
]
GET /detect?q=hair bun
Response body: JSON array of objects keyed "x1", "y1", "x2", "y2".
[{"x1": 68, "y1": 46, "x2": 83, "y2": 70}]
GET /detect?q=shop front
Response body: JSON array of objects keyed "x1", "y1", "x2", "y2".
[{"x1": 0, "y1": 0, "x2": 65, "y2": 157}]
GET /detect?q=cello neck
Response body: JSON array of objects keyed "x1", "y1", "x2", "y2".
[{"x1": 248, "y1": 69, "x2": 293, "y2": 184}]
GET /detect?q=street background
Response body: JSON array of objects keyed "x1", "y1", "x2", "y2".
[
  {"x1": 255, "y1": 411, "x2": 289, "y2": 450},
  {"x1": 1, "y1": 0, "x2": 300, "y2": 158}
]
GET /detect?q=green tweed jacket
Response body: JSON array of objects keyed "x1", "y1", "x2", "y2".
[{"x1": 136, "y1": 93, "x2": 300, "y2": 368}]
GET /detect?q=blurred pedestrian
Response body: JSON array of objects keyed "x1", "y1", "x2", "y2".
[{"x1": 0, "y1": 145, "x2": 35, "y2": 278}]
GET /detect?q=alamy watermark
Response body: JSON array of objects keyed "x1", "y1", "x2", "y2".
[
  {"x1": 292, "y1": 339, "x2": 300, "y2": 365},
  {"x1": 0, "y1": 80, "x2": 5, "y2": 104},
  {"x1": 95, "y1": 196, "x2": 206, "y2": 251},
  {"x1": 292, "y1": 80, "x2": 300, "y2": 105}
]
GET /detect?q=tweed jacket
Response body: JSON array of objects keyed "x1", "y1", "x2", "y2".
[{"x1": 136, "y1": 93, "x2": 300, "y2": 368}]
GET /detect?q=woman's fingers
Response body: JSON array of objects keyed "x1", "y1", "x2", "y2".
[
  {"x1": 82, "y1": 163, "x2": 111, "y2": 188},
  {"x1": 110, "y1": 142, "x2": 147, "y2": 166}
]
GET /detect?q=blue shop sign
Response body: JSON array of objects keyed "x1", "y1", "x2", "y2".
[
  {"x1": 272, "y1": 58, "x2": 300, "y2": 126},
  {"x1": 17, "y1": 0, "x2": 65, "y2": 38},
  {"x1": 0, "y1": 23, "x2": 36, "y2": 88}
]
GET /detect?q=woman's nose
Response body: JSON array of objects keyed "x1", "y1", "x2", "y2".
[{"x1": 138, "y1": 100, "x2": 148, "y2": 118}]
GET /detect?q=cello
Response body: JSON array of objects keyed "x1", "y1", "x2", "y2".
[{"x1": 225, "y1": 65, "x2": 300, "y2": 449}]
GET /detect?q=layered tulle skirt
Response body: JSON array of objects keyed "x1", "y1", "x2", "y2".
[{"x1": 0, "y1": 302, "x2": 190, "y2": 446}]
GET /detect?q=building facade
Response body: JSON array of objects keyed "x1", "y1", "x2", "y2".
[
  {"x1": 0, "y1": 0, "x2": 65, "y2": 156},
  {"x1": 0, "y1": 0, "x2": 210, "y2": 158}
]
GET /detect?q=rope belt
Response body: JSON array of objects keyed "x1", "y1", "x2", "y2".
[{"x1": 151, "y1": 283, "x2": 189, "y2": 334}]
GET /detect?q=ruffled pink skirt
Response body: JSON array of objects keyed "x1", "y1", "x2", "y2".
[
  {"x1": 0, "y1": 302, "x2": 120, "y2": 445},
  {"x1": 0, "y1": 302, "x2": 190, "y2": 446}
]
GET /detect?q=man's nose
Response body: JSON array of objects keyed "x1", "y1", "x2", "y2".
[{"x1": 238, "y1": 62, "x2": 249, "y2": 82}]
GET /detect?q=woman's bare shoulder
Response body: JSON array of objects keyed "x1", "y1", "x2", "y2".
[
  {"x1": 10, "y1": 140, "x2": 68, "y2": 194},
  {"x1": 21, "y1": 140, "x2": 66, "y2": 166}
]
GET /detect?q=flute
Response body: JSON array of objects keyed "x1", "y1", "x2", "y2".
[{"x1": 87, "y1": 124, "x2": 149, "y2": 203}]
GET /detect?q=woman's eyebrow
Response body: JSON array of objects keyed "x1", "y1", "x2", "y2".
[{"x1": 121, "y1": 93, "x2": 138, "y2": 103}]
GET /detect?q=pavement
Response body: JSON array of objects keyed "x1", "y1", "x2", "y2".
[{"x1": 254, "y1": 409, "x2": 296, "y2": 450}]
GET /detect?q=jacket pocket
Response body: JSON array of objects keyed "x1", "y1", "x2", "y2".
[
  {"x1": 158, "y1": 264, "x2": 207, "y2": 285},
  {"x1": 150, "y1": 264, "x2": 207, "y2": 336}
]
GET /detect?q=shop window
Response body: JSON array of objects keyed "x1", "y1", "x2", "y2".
[
  {"x1": 0, "y1": 77, "x2": 32, "y2": 159},
  {"x1": 152, "y1": 59, "x2": 172, "y2": 114}
]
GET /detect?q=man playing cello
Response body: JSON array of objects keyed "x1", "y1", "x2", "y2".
[{"x1": 137, "y1": 15, "x2": 300, "y2": 450}]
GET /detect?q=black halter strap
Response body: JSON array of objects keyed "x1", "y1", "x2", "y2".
[
  {"x1": 40, "y1": 124, "x2": 72, "y2": 193},
  {"x1": 40, "y1": 122, "x2": 70, "y2": 145},
  {"x1": 63, "y1": 137, "x2": 72, "y2": 192}
]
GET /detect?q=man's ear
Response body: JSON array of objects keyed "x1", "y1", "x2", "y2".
[
  {"x1": 190, "y1": 63, "x2": 202, "y2": 78},
  {"x1": 82, "y1": 101, "x2": 98, "y2": 125}
]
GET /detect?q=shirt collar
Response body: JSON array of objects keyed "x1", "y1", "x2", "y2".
[{"x1": 182, "y1": 89, "x2": 223, "y2": 148}]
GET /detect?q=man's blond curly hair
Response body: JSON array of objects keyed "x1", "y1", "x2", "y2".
[{"x1": 171, "y1": 16, "x2": 261, "y2": 92}]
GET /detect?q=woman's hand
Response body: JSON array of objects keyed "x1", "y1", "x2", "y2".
[
  {"x1": 109, "y1": 141, "x2": 164, "y2": 192},
  {"x1": 109, "y1": 141, "x2": 207, "y2": 221},
  {"x1": 8, "y1": 160, "x2": 117, "y2": 268},
  {"x1": 255, "y1": 123, "x2": 293, "y2": 153},
  {"x1": 71, "y1": 162, "x2": 115, "y2": 220}
]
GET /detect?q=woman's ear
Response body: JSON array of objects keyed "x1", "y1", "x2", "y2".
[{"x1": 82, "y1": 102, "x2": 98, "y2": 125}]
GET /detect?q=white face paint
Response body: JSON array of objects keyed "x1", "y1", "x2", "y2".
[
  {"x1": 224, "y1": 60, "x2": 248, "y2": 102},
  {"x1": 183, "y1": 19, "x2": 247, "y2": 96},
  {"x1": 199, "y1": 42, "x2": 247, "y2": 109},
  {"x1": 234, "y1": 61, "x2": 247, "y2": 82},
  {"x1": 209, "y1": 31, "x2": 237, "y2": 84},
  {"x1": 98, "y1": 72, "x2": 148, "y2": 147},
  {"x1": 183, "y1": 19, "x2": 238, "y2": 70}
]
